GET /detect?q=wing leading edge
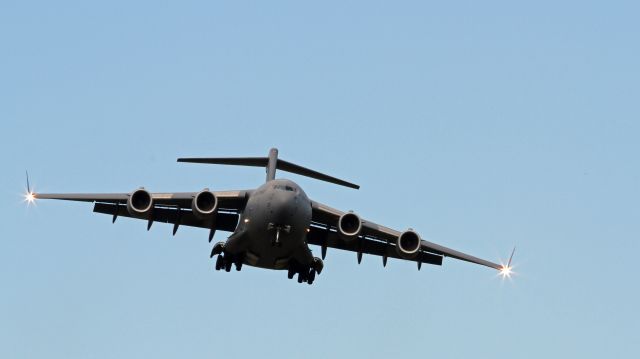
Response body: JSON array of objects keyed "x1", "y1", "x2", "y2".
[
  {"x1": 34, "y1": 190, "x2": 251, "y2": 233},
  {"x1": 310, "y1": 200, "x2": 502, "y2": 270},
  {"x1": 33, "y1": 192, "x2": 503, "y2": 270},
  {"x1": 35, "y1": 190, "x2": 250, "y2": 210}
]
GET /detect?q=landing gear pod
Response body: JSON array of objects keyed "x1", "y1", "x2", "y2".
[
  {"x1": 396, "y1": 230, "x2": 421, "y2": 258},
  {"x1": 192, "y1": 190, "x2": 218, "y2": 219},
  {"x1": 127, "y1": 189, "x2": 153, "y2": 216},
  {"x1": 338, "y1": 212, "x2": 362, "y2": 241}
]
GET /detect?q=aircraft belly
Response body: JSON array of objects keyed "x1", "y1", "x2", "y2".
[
  {"x1": 244, "y1": 231, "x2": 306, "y2": 269},
  {"x1": 236, "y1": 180, "x2": 313, "y2": 270}
]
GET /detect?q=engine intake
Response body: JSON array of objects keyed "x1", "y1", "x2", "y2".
[
  {"x1": 127, "y1": 189, "x2": 153, "y2": 216},
  {"x1": 192, "y1": 190, "x2": 218, "y2": 219},
  {"x1": 338, "y1": 212, "x2": 362, "y2": 241},
  {"x1": 396, "y1": 230, "x2": 421, "y2": 258}
]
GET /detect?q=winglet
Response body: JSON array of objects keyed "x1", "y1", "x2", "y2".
[
  {"x1": 26, "y1": 170, "x2": 31, "y2": 194},
  {"x1": 24, "y1": 170, "x2": 36, "y2": 204},
  {"x1": 499, "y1": 246, "x2": 516, "y2": 278},
  {"x1": 507, "y1": 246, "x2": 516, "y2": 268}
]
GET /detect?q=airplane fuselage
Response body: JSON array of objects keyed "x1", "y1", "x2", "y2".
[{"x1": 227, "y1": 179, "x2": 314, "y2": 270}]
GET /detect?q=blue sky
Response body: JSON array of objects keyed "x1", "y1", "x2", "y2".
[{"x1": 2, "y1": 1, "x2": 639, "y2": 358}]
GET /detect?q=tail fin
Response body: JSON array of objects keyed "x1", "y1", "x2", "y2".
[{"x1": 178, "y1": 148, "x2": 359, "y2": 189}]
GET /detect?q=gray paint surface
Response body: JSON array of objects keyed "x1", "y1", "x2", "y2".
[{"x1": 33, "y1": 148, "x2": 504, "y2": 284}]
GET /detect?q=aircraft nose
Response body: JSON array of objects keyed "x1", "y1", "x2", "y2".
[{"x1": 269, "y1": 193, "x2": 296, "y2": 223}]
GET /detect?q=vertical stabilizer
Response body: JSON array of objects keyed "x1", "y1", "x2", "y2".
[{"x1": 266, "y1": 148, "x2": 278, "y2": 182}]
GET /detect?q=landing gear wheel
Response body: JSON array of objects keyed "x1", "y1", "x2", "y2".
[
  {"x1": 297, "y1": 272, "x2": 304, "y2": 283},
  {"x1": 235, "y1": 260, "x2": 243, "y2": 271},
  {"x1": 307, "y1": 269, "x2": 316, "y2": 285},
  {"x1": 288, "y1": 267, "x2": 295, "y2": 279},
  {"x1": 225, "y1": 258, "x2": 233, "y2": 272},
  {"x1": 215, "y1": 255, "x2": 224, "y2": 271}
]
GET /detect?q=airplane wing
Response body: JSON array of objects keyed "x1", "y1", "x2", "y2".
[
  {"x1": 34, "y1": 190, "x2": 252, "y2": 234},
  {"x1": 309, "y1": 200, "x2": 502, "y2": 270}
]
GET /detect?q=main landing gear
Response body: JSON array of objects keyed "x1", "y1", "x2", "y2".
[
  {"x1": 288, "y1": 257, "x2": 323, "y2": 285},
  {"x1": 211, "y1": 241, "x2": 243, "y2": 272},
  {"x1": 214, "y1": 253, "x2": 243, "y2": 272}
]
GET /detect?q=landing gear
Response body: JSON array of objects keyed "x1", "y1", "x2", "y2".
[
  {"x1": 215, "y1": 255, "x2": 224, "y2": 271},
  {"x1": 267, "y1": 223, "x2": 291, "y2": 247},
  {"x1": 307, "y1": 269, "x2": 316, "y2": 285},
  {"x1": 288, "y1": 257, "x2": 322, "y2": 285},
  {"x1": 213, "y1": 250, "x2": 244, "y2": 273}
]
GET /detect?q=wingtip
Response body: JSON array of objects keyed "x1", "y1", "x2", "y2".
[
  {"x1": 24, "y1": 171, "x2": 36, "y2": 204},
  {"x1": 507, "y1": 246, "x2": 516, "y2": 268},
  {"x1": 25, "y1": 170, "x2": 31, "y2": 193},
  {"x1": 498, "y1": 246, "x2": 517, "y2": 278}
]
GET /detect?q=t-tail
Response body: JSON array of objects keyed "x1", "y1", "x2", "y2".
[{"x1": 177, "y1": 148, "x2": 359, "y2": 189}]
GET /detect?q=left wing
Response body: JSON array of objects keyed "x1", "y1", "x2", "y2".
[
  {"x1": 310, "y1": 200, "x2": 503, "y2": 270},
  {"x1": 34, "y1": 190, "x2": 252, "y2": 234}
]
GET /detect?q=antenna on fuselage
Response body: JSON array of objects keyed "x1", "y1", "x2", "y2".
[{"x1": 177, "y1": 147, "x2": 360, "y2": 189}]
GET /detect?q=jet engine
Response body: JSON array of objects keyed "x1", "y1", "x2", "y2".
[
  {"x1": 396, "y1": 230, "x2": 421, "y2": 258},
  {"x1": 127, "y1": 189, "x2": 153, "y2": 216},
  {"x1": 338, "y1": 212, "x2": 362, "y2": 241},
  {"x1": 192, "y1": 190, "x2": 218, "y2": 219}
]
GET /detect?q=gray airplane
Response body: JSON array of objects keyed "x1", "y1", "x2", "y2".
[{"x1": 28, "y1": 148, "x2": 513, "y2": 284}]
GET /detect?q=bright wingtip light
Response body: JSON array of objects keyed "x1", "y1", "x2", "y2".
[
  {"x1": 23, "y1": 171, "x2": 37, "y2": 205},
  {"x1": 498, "y1": 246, "x2": 517, "y2": 279},
  {"x1": 24, "y1": 191, "x2": 36, "y2": 204},
  {"x1": 499, "y1": 265, "x2": 514, "y2": 279}
]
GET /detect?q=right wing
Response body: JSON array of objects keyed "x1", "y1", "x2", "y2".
[{"x1": 35, "y1": 190, "x2": 252, "y2": 233}]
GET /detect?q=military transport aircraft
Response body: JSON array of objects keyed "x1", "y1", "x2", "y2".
[{"x1": 26, "y1": 148, "x2": 514, "y2": 285}]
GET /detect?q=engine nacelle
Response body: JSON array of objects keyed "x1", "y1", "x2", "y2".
[
  {"x1": 396, "y1": 230, "x2": 421, "y2": 259},
  {"x1": 192, "y1": 190, "x2": 218, "y2": 219},
  {"x1": 127, "y1": 189, "x2": 153, "y2": 216},
  {"x1": 338, "y1": 212, "x2": 362, "y2": 241}
]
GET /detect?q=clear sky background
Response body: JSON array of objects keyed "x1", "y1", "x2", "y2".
[{"x1": 2, "y1": 1, "x2": 639, "y2": 358}]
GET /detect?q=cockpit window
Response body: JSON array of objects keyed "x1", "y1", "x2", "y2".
[{"x1": 274, "y1": 185, "x2": 295, "y2": 192}]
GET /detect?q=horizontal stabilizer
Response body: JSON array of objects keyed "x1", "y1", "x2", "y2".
[
  {"x1": 178, "y1": 150, "x2": 359, "y2": 189},
  {"x1": 277, "y1": 159, "x2": 359, "y2": 189},
  {"x1": 178, "y1": 157, "x2": 268, "y2": 167}
]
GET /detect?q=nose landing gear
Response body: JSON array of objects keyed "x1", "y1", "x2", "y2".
[{"x1": 267, "y1": 223, "x2": 291, "y2": 247}]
